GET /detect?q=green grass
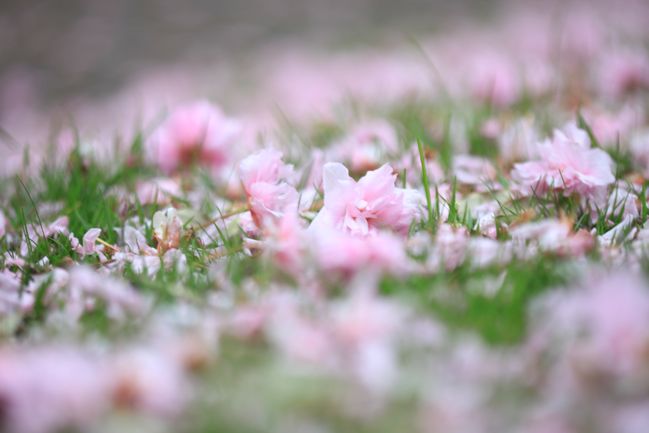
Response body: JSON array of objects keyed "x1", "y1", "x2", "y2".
[{"x1": 381, "y1": 255, "x2": 572, "y2": 345}]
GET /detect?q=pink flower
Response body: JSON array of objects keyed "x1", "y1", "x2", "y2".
[
  {"x1": 263, "y1": 211, "x2": 306, "y2": 277},
  {"x1": 136, "y1": 178, "x2": 181, "y2": 205},
  {"x1": 227, "y1": 304, "x2": 271, "y2": 340},
  {"x1": 66, "y1": 266, "x2": 150, "y2": 320},
  {"x1": 310, "y1": 162, "x2": 422, "y2": 236},
  {"x1": 0, "y1": 269, "x2": 26, "y2": 315},
  {"x1": 428, "y1": 224, "x2": 469, "y2": 271},
  {"x1": 509, "y1": 219, "x2": 594, "y2": 257},
  {"x1": 332, "y1": 291, "x2": 402, "y2": 346},
  {"x1": 0, "y1": 347, "x2": 109, "y2": 433},
  {"x1": 498, "y1": 117, "x2": 540, "y2": 163},
  {"x1": 532, "y1": 271, "x2": 649, "y2": 377},
  {"x1": 310, "y1": 226, "x2": 408, "y2": 277},
  {"x1": 70, "y1": 228, "x2": 108, "y2": 262},
  {"x1": 512, "y1": 123, "x2": 615, "y2": 198},
  {"x1": 270, "y1": 316, "x2": 334, "y2": 366},
  {"x1": 147, "y1": 101, "x2": 241, "y2": 175},
  {"x1": 238, "y1": 149, "x2": 298, "y2": 228},
  {"x1": 82, "y1": 228, "x2": 101, "y2": 252},
  {"x1": 582, "y1": 106, "x2": 642, "y2": 146},
  {"x1": 20, "y1": 216, "x2": 70, "y2": 256},
  {"x1": 330, "y1": 290, "x2": 405, "y2": 391},
  {"x1": 110, "y1": 348, "x2": 189, "y2": 417},
  {"x1": 452, "y1": 155, "x2": 497, "y2": 187},
  {"x1": 598, "y1": 50, "x2": 649, "y2": 99}
]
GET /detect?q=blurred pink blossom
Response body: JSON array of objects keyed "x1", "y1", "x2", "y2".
[
  {"x1": 310, "y1": 227, "x2": 409, "y2": 277},
  {"x1": 136, "y1": 178, "x2": 181, "y2": 205},
  {"x1": 75, "y1": 228, "x2": 105, "y2": 258},
  {"x1": 146, "y1": 101, "x2": 241, "y2": 175},
  {"x1": 452, "y1": 155, "x2": 497, "y2": 187},
  {"x1": 532, "y1": 271, "x2": 649, "y2": 377},
  {"x1": 512, "y1": 123, "x2": 615, "y2": 198},
  {"x1": 582, "y1": 106, "x2": 643, "y2": 146},
  {"x1": 110, "y1": 348, "x2": 189, "y2": 417},
  {"x1": 510, "y1": 219, "x2": 594, "y2": 257},
  {"x1": 0, "y1": 347, "x2": 109, "y2": 433},
  {"x1": 332, "y1": 120, "x2": 400, "y2": 172},
  {"x1": 597, "y1": 50, "x2": 649, "y2": 99},
  {"x1": 263, "y1": 211, "x2": 306, "y2": 277}
]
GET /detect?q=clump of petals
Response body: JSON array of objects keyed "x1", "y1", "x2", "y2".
[
  {"x1": 147, "y1": 101, "x2": 240, "y2": 175},
  {"x1": 310, "y1": 162, "x2": 422, "y2": 236},
  {"x1": 238, "y1": 149, "x2": 298, "y2": 228},
  {"x1": 512, "y1": 123, "x2": 615, "y2": 198}
]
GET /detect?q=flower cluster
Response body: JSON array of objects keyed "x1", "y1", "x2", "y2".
[{"x1": 1, "y1": 2, "x2": 649, "y2": 432}]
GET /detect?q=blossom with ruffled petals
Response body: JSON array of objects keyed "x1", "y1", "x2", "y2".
[
  {"x1": 310, "y1": 162, "x2": 422, "y2": 236},
  {"x1": 238, "y1": 149, "x2": 298, "y2": 228},
  {"x1": 512, "y1": 123, "x2": 615, "y2": 198}
]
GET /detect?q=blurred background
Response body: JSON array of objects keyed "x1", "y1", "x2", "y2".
[
  {"x1": 0, "y1": 0, "x2": 496, "y2": 108},
  {"x1": 0, "y1": 0, "x2": 647, "y2": 170}
]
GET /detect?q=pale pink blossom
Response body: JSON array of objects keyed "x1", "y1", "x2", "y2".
[
  {"x1": 310, "y1": 162, "x2": 422, "y2": 236},
  {"x1": 264, "y1": 294, "x2": 335, "y2": 366},
  {"x1": 332, "y1": 120, "x2": 400, "y2": 172},
  {"x1": 472, "y1": 200, "x2": 501, "y2": 239},
  {"x1": 510, "y1": 219, "x2": 595, "y2": 257},
  {"x1": 238, "y1": 149, "x2": 298, "y2": 228},
  {"x1": 0, "y1": 269, "x2": 26, "y2": 315},
  {"x1": 512, "y1": 123, "x2": 615, "y2": 198},
  {"x1": 331, "y1": 290, "x2": 403, "y2": 349},
  {"x1": 121, "y1": 225, "x2": 157, "y2": 256},
  {"x1": 271, "y1": 316, "x2": 334, "y2": 366},
  {"x1": 597, "y1": 50, "x2": 649, "y2": 99},
  {"x1": 6, "y1": 269, "x2": 67, "y2": 316},
  {"x1": 263, "y1": 211, "x2": 306, "y2": 277},
  {"x1": 305, "y1": 148, "x2": 326, "y2": 191},
  {"x1": 75, "y1": 228, "x2": 104, "y2": 258},
  {"x1": 331, "y1": 290, "x2": 405, "y2": 390},
  {"x1": 66, "y1": 266, "x2": 150, "y2": 320},
  {"x1": 310, "y1": 227, "x2": 409, "y2": 277},
  {"x1": 136, "y1": 178, "x2": 181, "y2": 205},
  {"x1": 480, "y1": 118, "x2": 501, "y2": 140},
  {"x1": 110, "y1": 348, "x2": 189, "y2": 417},
  {"x1": 227, "y1": 304, "x2": 270, "y2": 340},
  {"x1": 147, "y1": 101, "x2": 241, "y2": 175},
  {"x1": 20, "y1": 216, "x2": 70, "y2": 256},
  {"x1": 532, "y1": 271, "x2": 649, "y2": 377},
  {"x1": 428, "y1": 224, "x2": 469, "y2": 271},
  {"x1": 498, "y1": 117, "x2": 539, "y2": 162},
  {"x1": 0, "y1": 347, "x2": 109, "y2": 433},
  {"x1": 452, "y1": 155, "x2": 497, "y2": 187},
  {"x1": 112, "y1": 226, "x2": 186, "y2": 277},
  {"x1": 467, "y1": 238, "x2": 509, "y2": 268},
  {"x1": 582, "y1": 106, "x2": 642, "y2": 146}
]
